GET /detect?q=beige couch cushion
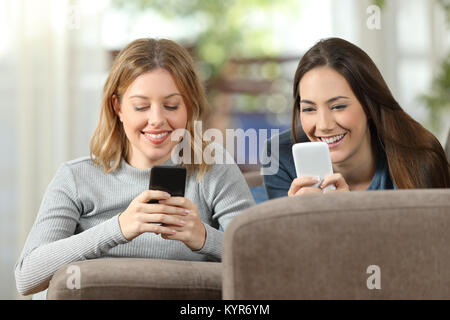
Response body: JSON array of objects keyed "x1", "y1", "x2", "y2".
[
  {"x1": 47, "y1": 258, "x2": 222, "y2": 300},
  {"x1": 223, "y1": 189, "x2": 450, "y2": 299}
]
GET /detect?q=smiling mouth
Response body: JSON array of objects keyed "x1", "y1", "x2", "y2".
[
  {"x1": 143, "y1": 132, "x2": 170, "y2": 139},
  {"x1": 142, "y1": 131, "x2": 171, "y2": 144},
  {"x1": 318, "y1": 133, "x2": 346, "y2": 145}
]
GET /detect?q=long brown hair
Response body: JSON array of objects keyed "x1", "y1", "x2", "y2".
[
  {"x1": 90, "y1": 38, "x2": 211, "y2": 178},
  {"x1": 292, "y1": 37, "x2": 450, "y2": 188}
]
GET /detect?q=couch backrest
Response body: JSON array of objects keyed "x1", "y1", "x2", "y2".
[
  {"x1": 243, "y1": 170, "x2": 263, "y2": 188},
  {"x1": 223, "y1": 189, "x2": 450, "y2": 299}
]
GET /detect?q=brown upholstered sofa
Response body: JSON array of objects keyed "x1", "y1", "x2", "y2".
[
  {"x1": 47, "y1": 258, "x2": 222, "y2": 299},
  {"x1": 46, "y1": 130, "x2": 450, "y2": 300},
  {"x1": 223, "y1": 189, "x2": 450, "y2": 299},
  {"x1": 46, "y1": 188, "x2": 450, "y2": 300}
]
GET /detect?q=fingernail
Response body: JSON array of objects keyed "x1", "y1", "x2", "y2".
[
  {"x1": 180, "y1": 220, "x2": 186, "y2": 225},
  {"x1": 184, "y1": 209, "x2": 190, "y2": 214}
]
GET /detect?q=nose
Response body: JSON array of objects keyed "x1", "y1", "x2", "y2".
[
  {"x1": 315, "y1": 108, "x2": 335, "y2": 133},
  {"x1": 148, "y1": 105, "x2": 166, "y2": 128}
]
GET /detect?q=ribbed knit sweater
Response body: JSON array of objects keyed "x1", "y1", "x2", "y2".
[{"x1": 15, "y1": 153, "x2": 255, "y2": 296}]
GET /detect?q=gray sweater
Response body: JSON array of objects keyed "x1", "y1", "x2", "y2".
[{"x1": 15, "y1": 153, "x2": 255, "y2": 296}]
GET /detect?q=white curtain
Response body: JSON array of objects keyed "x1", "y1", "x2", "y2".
[{"x1": 0, "y1": 0, "x2": 109, "y2": 299}]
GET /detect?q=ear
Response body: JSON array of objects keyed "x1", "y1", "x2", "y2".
[{"x1": 112, "y1": 94, "x2": 122, "y2": 122}]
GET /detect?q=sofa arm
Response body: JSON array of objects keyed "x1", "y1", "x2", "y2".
[
  {"x1": 47, "y1": 258, "x2": 222, "y2": 300},
  {"x1": 222, "y1": 189, "x2": 450, "y2": 299}
]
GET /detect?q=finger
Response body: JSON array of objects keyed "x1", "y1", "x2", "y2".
[
  {"x1": 320, "y1": 174, "x2": 339, "y2": 186},
  {"x1": 289, "y1": 177, "x2": 320, "y2": 196},
  {"x1": 136, "y1": 190, "x2": 171, "y2": 203},
  {"x1": 296, "y1": 176, "x2": 320, "y2": 187},
  {"x1": 288, "y1": 178, "x2": 301, "y2": 196},
  {"x1": 321, "y1": 173, "x2": 347, "y2": 190},
  {"x1": 140, "y1": 223, "x2": 177, "y2": 236},
  {"x1": 161, "y1": 232, "x2": 180, "y2": 241},
  {"x1": 288, "y1": 182, "x2": 297, "y2": 197},
  {"x1": 159, "y1": 197, "x2": 196, "y2": 210},
  {"x1": 294, "y1": 187, "x2": 322, "y2": 195},
  {"x1": 161, "y1": 228, "x2": 188, "y2": 241},
  {"x1": 140, "y1": 203, "x2": 189, "y2": 216},
  {"x1": 141, "y1": 214, "x2": 187, "y2": 227}
]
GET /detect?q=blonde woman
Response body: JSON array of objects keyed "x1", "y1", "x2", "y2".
[{"x1": 15, "y1": 38, "x2": 254, "y2": 296}]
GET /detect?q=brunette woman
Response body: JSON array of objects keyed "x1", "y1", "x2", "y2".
[{"x1": 263, "y1": 37, "x2": 450, "y2": 199}]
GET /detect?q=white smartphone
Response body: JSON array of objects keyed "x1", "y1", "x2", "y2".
[{"x1": 292, "y1": 142, "x2": 336, "y2": 191}]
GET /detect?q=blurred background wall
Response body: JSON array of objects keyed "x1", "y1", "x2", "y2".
[{"x1": 0, "y1": 0, "x2": 449, "y2": 299}]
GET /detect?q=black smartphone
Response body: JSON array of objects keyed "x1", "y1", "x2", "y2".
[{"x1": 148, "y1": 165, "x2": 187, "y2": 203}]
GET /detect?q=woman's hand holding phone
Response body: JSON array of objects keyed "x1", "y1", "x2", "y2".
[
  {"x1": 118, "y1": 190, "x2": 206, "y2": 251},
  {"x1": 288, "y1": 173, "x2": 350, "y2": 197},
  {"x1": 118, "y1": 190, "x2": 189, "y2": 241},
  {"x1": 288, "y1": 176, "x2": 322, "y2": 196},
  {"x1": 158, "y1": 197, "x2": 206, "y2": 251},
  {"x1": 320, "y1": 173, "x2": 350, "y2": 192},
  {"x1": 119, "y1": 165, "x2": 206, "y2": 250}
]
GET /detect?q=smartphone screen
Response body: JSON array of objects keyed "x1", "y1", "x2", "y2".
[
  {"x1": 148, "y1": 165, "x2": 187, "y2": 203},
  {"x1": 292, "y1": 142, "x2": 335, "y2": 191}
]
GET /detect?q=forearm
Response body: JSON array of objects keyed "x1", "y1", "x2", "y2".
[
  {"x1": 15, "y1": 215, "x2": 128, "y2": 296},
  {"x1": 196, "y1": 223, "x2": 223, "y2": 262}
]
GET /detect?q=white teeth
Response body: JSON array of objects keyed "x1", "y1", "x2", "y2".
[
  {"x1": 320, "y1": 133, "x2": 345, "y2": 144},
  {"x1": 145, "y1": 132, "x2": 169, "y2": 139}
]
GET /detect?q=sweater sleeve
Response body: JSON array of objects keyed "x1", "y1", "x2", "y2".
[
  {"x1": 14, "y1": 163, "x2": 129, "y2": 296},
  {"x1": 197, "y1": 149, "x2": 255, "y2": 261}
]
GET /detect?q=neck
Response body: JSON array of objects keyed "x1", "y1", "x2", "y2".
[
  {"x1": 335, "y1": 159, "x2": 376, "y2": 190},
  {"x1": 126, "y1": 150, "x2": 173, "y2": 170}
]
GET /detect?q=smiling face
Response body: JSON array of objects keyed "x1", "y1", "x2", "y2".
[
  {"x1": 113, "y1": 68, "x2": 188, "y2": 169},
  {"x1": 299, "y1": 66, "x2": 372, "y2": 166}
]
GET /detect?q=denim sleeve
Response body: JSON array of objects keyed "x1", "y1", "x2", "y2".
[
  {"x1": 261, "y1": 137, "x2": 293, "y2": 199},
  {"x1": 263, "y1": 164, "x2": 292, "y2": 199}
]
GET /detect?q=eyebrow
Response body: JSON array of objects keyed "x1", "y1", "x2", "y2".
[
  {"x1": 129, "y1": 93, "x2": 182, "y2": 99},
  {"x1": 300, "y1": 96, "x2": 350, "y2": 105}
]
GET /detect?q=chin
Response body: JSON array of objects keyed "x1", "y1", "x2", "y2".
[
  {"x1": 330, "y1": 151, "x2": 347, "y2": 164},
  {"x1": 146, "y1": 151, "x2": 171, "y2": 163}
]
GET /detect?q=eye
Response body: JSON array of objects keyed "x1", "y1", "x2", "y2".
[
  {"x1": 332, "y1": 104, "x2": 347, "y2": 110},
  {"x1": 134, "y1": 106, "x2": 149, "y2": 111},
  {"x1": 301, "y1": 106, "x2": 315, "y2": 113},
  {"x1": 164, "y1": 105, "x2": 179, "y2": 111}
]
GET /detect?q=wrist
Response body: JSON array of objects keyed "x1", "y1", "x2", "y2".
[
  {"x1": 117, "y1": 212, "x2": 133, "y2": 241},
  {"x1": 190, "y1": 223, "x2": 206, "y2": 251}
]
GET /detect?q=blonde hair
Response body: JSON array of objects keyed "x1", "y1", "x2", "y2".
[{"x1": 90, "y1": 38, "x2": 212, "y2": 179}]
